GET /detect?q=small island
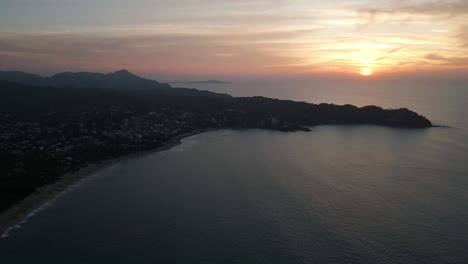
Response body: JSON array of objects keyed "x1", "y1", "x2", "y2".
[
  {"x1": 0, "y1": 70, "x2": 433, "y2": 235},
  {"x1": 170, "y1": 80, "x2": 230, "y2": 84}
]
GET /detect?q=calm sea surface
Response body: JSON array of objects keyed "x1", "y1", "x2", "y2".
[{"x1": 1, "y1": 79, "x2": 468, "y2": 263}]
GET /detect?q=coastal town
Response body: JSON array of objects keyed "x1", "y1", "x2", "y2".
[
  {"x1": 0, "y1": 104, "x2": 311, "y2": 211},
  {"x1": 0, "y1": 108, "x2": 203, "y2": 211},
  {"x1": 0, "y1": 74, "x2": 432, "y2": 214}
]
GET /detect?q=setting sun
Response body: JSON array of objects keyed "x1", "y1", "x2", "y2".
[{"x1": 360, "y1": 69, "x2": 372, "y2": 76}]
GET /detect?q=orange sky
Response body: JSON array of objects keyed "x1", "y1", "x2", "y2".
[{"x1": 1, "y1": 0, "x2": 468, "y2": 79}]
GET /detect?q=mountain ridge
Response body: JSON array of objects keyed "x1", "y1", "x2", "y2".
[
  {"x1": 0, "y1": 70, "x2": 231, "y2": 98},
  {"x1": 0, "y1": 69, "x2": 167, "y2": 90}
]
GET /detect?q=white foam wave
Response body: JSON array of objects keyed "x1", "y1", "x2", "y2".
[{"x1": 1, "y1": 172, "x2": 102, "y2": 239}]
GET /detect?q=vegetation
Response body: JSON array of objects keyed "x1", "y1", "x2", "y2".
[{"x1": 0, "y1": 71, "x2": 432, "y2": 211}]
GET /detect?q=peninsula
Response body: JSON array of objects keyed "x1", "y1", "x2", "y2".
[{"x1": 0, "y1": 70, "x2": 432, "y2": 234}]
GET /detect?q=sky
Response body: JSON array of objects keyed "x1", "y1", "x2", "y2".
[{"x1": 0, "y1": 0, "x2": 468, "y2": 79}]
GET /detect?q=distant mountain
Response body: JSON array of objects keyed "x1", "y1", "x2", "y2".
[
  {"x1": 0, "y1": 71, "x2": 46, "y2": 86},
  {"x1": 170, "y1": 80, "x2": 230, "y2": 84},
  {"x1": 0, "y1": 70, "x2": 231, "y2": 98},
  {"x1": 0, "y1": 69, "x2": 169, "y2": 90}
]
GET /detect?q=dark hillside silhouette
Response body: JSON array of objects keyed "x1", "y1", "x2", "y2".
[
  {"x1": 0, "y1": 75, "x2": 432, "y2": 211},
  {"x1": 0, "y1": 70, "x2": 230, "y2": 98}
]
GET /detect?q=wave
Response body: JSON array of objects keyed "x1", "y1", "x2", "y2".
[{"x1": 1, "y1": 172, "x2": 102, "y2": 239}]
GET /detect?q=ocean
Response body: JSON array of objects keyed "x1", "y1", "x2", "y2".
[
  {"x1": 179, "y1": 78, "x2": 468, "y2": 129},
  {"x1": 1, "y1": 79, "x2": 467, "y2": 263}
]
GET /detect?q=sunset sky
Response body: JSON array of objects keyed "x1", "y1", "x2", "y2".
[{"x1": 1, "y1": 0, "x2": 467, "y2": 79}]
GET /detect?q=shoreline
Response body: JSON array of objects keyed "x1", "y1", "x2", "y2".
[{"x1": 0, "y1": 129, "x2": 213, "y2": 238}]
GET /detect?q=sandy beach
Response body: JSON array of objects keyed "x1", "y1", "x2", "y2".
[{"x1": 0, "y1": 129, "x2": 212, "y2": 237}]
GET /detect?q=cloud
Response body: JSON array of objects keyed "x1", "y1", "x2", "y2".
[
  {"x1": 1, "y1": 1, "x2": 467, "y2": 77},
  {"x1": 388, "y1": 46, "x2": 405, "y2": 53},
  {"x1": 355, "y1": 1, "x2": 468, "y2": 51},
  {"x1": 456, "y1": 26, "x2": 468, "y2": 47},
  {"x1": 0, "y1": 28, "x2": 314, "y2": 76},
  {"x1": 358, "y1": 0, "x2": 468, "y2": 17},
  {"x1": 424, "y1": 53, "x2": 447, "y2": 60},
  {"x1": 423, "y1": 53, "x2": 468, "y2": 67}
]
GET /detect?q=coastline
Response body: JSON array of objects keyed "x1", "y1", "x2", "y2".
[{"x1": 0, "y1": 129, "x2": 213, "y2": 238}]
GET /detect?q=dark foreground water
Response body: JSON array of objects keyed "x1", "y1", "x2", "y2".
[
  {"x1": 1, "y1": 79, "x2": 468, "y2": 263},
  {"x1": 1, "y1": 127, "x2": 468, "y2": 263}
]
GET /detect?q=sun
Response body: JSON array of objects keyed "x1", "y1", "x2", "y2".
[{"x1": 360, "y1": 69, "x2": 372, "y2": 76}]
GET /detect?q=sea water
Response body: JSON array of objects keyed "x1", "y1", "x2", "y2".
[{"x1": 1, "y1": 79, "x2": 467, "y2": 263}]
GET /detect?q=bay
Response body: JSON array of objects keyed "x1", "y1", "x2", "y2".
[{"x1": 1, "y1": 79, "x2": 468, "y2": 263}]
